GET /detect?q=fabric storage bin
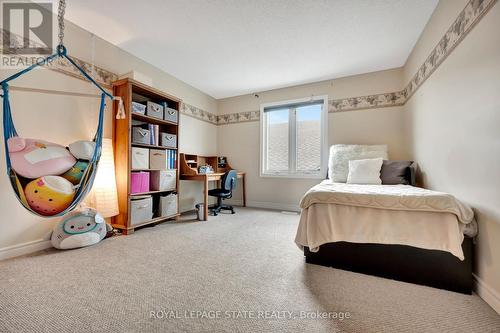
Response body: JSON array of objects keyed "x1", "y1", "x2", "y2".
[
  {"x1": 132, "y1": 127, "x2": 150, "y2": 144},
  {"x1": 146, "y1": 101, "x2": 164, "y2": 119},
  {"x1": 132, "y1": 102, "x2": 146, "y2": 115},
  {"x1": 150, "y1": 170, "x2": 176, "y2": 191},
  {"x1": 131, "y1": 147, "x2": 149, "y2": 169},
  {"x1": 164, "y1": 107, "x2": 178, "y2": 123},
  {"x1": 130, "y1": 196, "x2": 153, "y2": 226},
  {"x1": 158, "y1": 194, "x2": 177, "y2": 217},
  {"x1": 130, "y1": 172, "x2": 150, "y2": 194},
  {"x1": 160, "y1": 133, "x2": 177, "y2": 148},
  {"x1": 149, "y1": 149, "x2": 167, "y2": 169}
]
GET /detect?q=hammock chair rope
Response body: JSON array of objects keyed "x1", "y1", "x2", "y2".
[{"x1": 1, "y1": 0, "x2": 114, "y2": 217}]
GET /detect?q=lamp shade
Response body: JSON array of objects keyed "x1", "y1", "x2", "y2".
[{"x1": 91, "y1": 138, "x2": 119, "y2": 218}]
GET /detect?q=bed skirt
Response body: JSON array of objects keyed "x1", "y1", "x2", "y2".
[{"x1": 304, "y1": 237, "x2": 473, "y2": 294}]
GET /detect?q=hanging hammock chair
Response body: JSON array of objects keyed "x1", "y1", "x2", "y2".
[{"x1": 1, "y1": 0, "x2": 113, "y2": 217}]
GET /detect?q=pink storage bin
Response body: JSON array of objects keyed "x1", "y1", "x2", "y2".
[{"x1": 130, "y1": 172, "x2": 150, "y2": 194}]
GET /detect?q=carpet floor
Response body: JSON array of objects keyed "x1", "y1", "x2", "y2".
[{"x1": 0, "y1": 208, "x2": 499, "y2": 333}]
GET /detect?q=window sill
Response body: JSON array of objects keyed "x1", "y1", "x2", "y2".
[{"x1": 260, "y1": 172, "x2": 325, "y2": 179}]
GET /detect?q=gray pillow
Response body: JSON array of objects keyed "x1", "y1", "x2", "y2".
[{"x1": 380, "y1": 160, "x2": 414, "y2": 185}]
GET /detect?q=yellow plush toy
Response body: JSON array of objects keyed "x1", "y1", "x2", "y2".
[{"x1": 25, "y1": 176, "x2": 75, "y2": 215}]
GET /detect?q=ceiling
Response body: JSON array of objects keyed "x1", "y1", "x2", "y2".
[{"x1": 65, "y1": 0, "x2": 438, "y2": 99}]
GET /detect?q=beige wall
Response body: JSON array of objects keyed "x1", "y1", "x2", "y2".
[
  {"x1": 217, "y1": 68, "x2": 407, "y2": 209},
  {"x1": 403, "y1": 0, "x2": 500, "y2": 309},
  {"x1": 0, "y1": 18, "x2": 217, "y2": 254}
]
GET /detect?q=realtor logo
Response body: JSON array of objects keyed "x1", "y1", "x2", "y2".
[{"x1": 2, "y1": 1, "x2": 53, "y2": 55}]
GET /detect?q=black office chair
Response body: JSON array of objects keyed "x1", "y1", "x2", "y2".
[{"x1": 208, "y1": 170, "x2": 237, "y2": 216}]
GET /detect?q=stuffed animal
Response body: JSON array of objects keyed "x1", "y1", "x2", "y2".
[
  {"x1": 7, "y1": 137, "x2": 76, "y2": 179},
  {"x1": 61, "y1": 161, "x2": 89, "y2": 185},
  {"x1": 69, "y1": 140, "x2": 96, "y2": 160},
  {"x1": 51, "y1": 207, "x2": 107, "y2": 250},
  {"x1": 25, "y1": 176, "x2": 75, "y2": 215}
]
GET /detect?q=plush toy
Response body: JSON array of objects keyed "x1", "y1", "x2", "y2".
[
  {"x1": 61, "y1": 161, "x2": 89, "y2": 185},
  {"x1": 25, "y1": 176, "x2": 75, "y2": 215},
  {"x1": 69, "y1": 140, "x2": 96, "y2": 160},
  {"x1": 51, "y1": 207, "x2": 107, "y2": 250},
  {"x1": 7, "y1": 137, "x2": 76, "y2": 179}
]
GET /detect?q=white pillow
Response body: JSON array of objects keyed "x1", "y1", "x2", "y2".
[
  {"x1": 69, "y1": 140, "x2": 96, "y2": 160},
  {"x1": 346, "y1": 158, "x2": 383, "y2": 185},
  {"x1": 328, "y1": 144, "x2": 388, "y2": 182}
]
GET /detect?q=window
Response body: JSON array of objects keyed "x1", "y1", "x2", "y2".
[{"x1": 260, "y1": 96, "x2": 328, "y2": 178}]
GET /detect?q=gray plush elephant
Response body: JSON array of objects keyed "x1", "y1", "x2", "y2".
[{"x1": 51, "y1": 207, "x2": 107, "y2": 250}]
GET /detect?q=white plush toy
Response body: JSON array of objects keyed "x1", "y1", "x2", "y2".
[
  {"x1": 51, "y1": 207, "x2": 107, "y2": 250},
  {"x1": 68, "y1": 140, "x2": 96, "y2": 160}
]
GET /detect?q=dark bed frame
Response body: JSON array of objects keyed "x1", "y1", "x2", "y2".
[{"x1": 304, "y1": 237, "x2": 473, "y2": 294}]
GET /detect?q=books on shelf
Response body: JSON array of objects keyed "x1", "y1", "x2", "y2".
[
  {"x1": 166, "y1": 149, "x2": 177, "y2": 169},
  {"x1": 148, "y1": 124, "x2": 160, "y2": 146}
]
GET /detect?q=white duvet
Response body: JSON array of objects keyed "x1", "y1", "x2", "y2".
[{"x1": 295, "y1": 181, "x2": 475, "y2": 260}]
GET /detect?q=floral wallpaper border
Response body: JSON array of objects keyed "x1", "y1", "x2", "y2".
[
  {"x1": 181, "y1": 103, "x2": 218, "y2": 125},
  {"x1": 1, "y1": 0, "x2": 496, "y2": 126},
  {"x1": 216, "y1": 0, "x2": 497, "y2": 125},
  {"x1": 0, "y1": 29, "x2": 118, "y2": 88},
  {"x1": 402, "y1": 0, "x2": 497, "y2": 100}
]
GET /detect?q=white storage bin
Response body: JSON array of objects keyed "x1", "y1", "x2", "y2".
[
  {"x1": 149, "y1": 149, "x2": 167, "y2": 169},
  {"x1": 150, "y1": 170, "x2": 176, "y2": 191},
  {"x1": 130, "y1": 196, "x2": 153, "y2": 225},
  {"x1": 159, "y1": 194, "x2": 177, "y2": 217},
  {"x1": 131, "y1": 147, "x2": 149, "y2": 169}
]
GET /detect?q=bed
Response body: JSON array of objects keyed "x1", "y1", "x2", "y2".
[{"x1": 295, "y1": 146, "x2": 476, "y2": 294}]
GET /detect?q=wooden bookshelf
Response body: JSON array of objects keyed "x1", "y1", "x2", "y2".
[
  {"x1": 131, "y1": 142, "x2": 177, "y2": 150},
  {"x1": 112, "y1": 78, "x2": 181, "y2": 234}
]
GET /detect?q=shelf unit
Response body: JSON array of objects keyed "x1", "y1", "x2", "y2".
[
  {"x1": 180, "y1": 154, "x2": 232, "y2": 175},
  {"x1": 112, "y1": 78, "x2": 181, "y2": 234}
]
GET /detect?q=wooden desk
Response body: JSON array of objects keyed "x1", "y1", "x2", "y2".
[{"x1": 180, "y1": 172, "x2": 246, "y2": 221}]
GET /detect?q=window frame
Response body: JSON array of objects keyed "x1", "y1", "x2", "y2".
[{"x1": 259, "y1": 95, "x2": 328, "y2": 179}]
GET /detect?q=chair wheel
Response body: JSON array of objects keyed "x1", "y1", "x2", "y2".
[{"x1": 231, "y1": 210, "x2": 235, "y2": 214}]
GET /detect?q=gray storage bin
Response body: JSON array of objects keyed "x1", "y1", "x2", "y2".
[
  {"x1": 159, "y1": 194, "x2": 178, "y2": 217},
  {"x1": 132, "y1": 102, "x2": 146, "y2": 115},
  {"x1": 164, "y1": 107, "x2": 178, "y2": 123},
  {"x1": 132, "y1": 127, "x2": 150, "y2": 144},
  {"x1": 130, "y1": 196, "x2": 153, "y2": 225},
  {"x1": 160, "y1": 133, "x2": 177, "y2": 148},
  {"x1": 146, "y1": 101, "x2": 164, "y2": 119}
]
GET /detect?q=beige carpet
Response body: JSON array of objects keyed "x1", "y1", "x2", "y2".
[{"x1": 0, "y1": 208, "x2": 499, "y2": 333}]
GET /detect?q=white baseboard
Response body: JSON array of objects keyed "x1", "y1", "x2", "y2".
[
  {"x1": 224, "y1": 198, "x2": 300, "y2": 212},
  {"x1": 245, "y1": 200, "x2": 300, "y2": 212},
  {"x1": 473, "y1": 273, "x2": 500, "y2": 314},
  {"x1": 0, "y1": 239, "x2": 52, "y2": 261}
]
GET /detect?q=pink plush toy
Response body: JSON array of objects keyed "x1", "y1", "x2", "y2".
[{"x1": 7, "y1": 137, "x2": 76, "y2": 179}]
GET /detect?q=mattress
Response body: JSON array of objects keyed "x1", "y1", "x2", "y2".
[{"x1": 296, "y1": 181, "x2": 476, "y2": 260}]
